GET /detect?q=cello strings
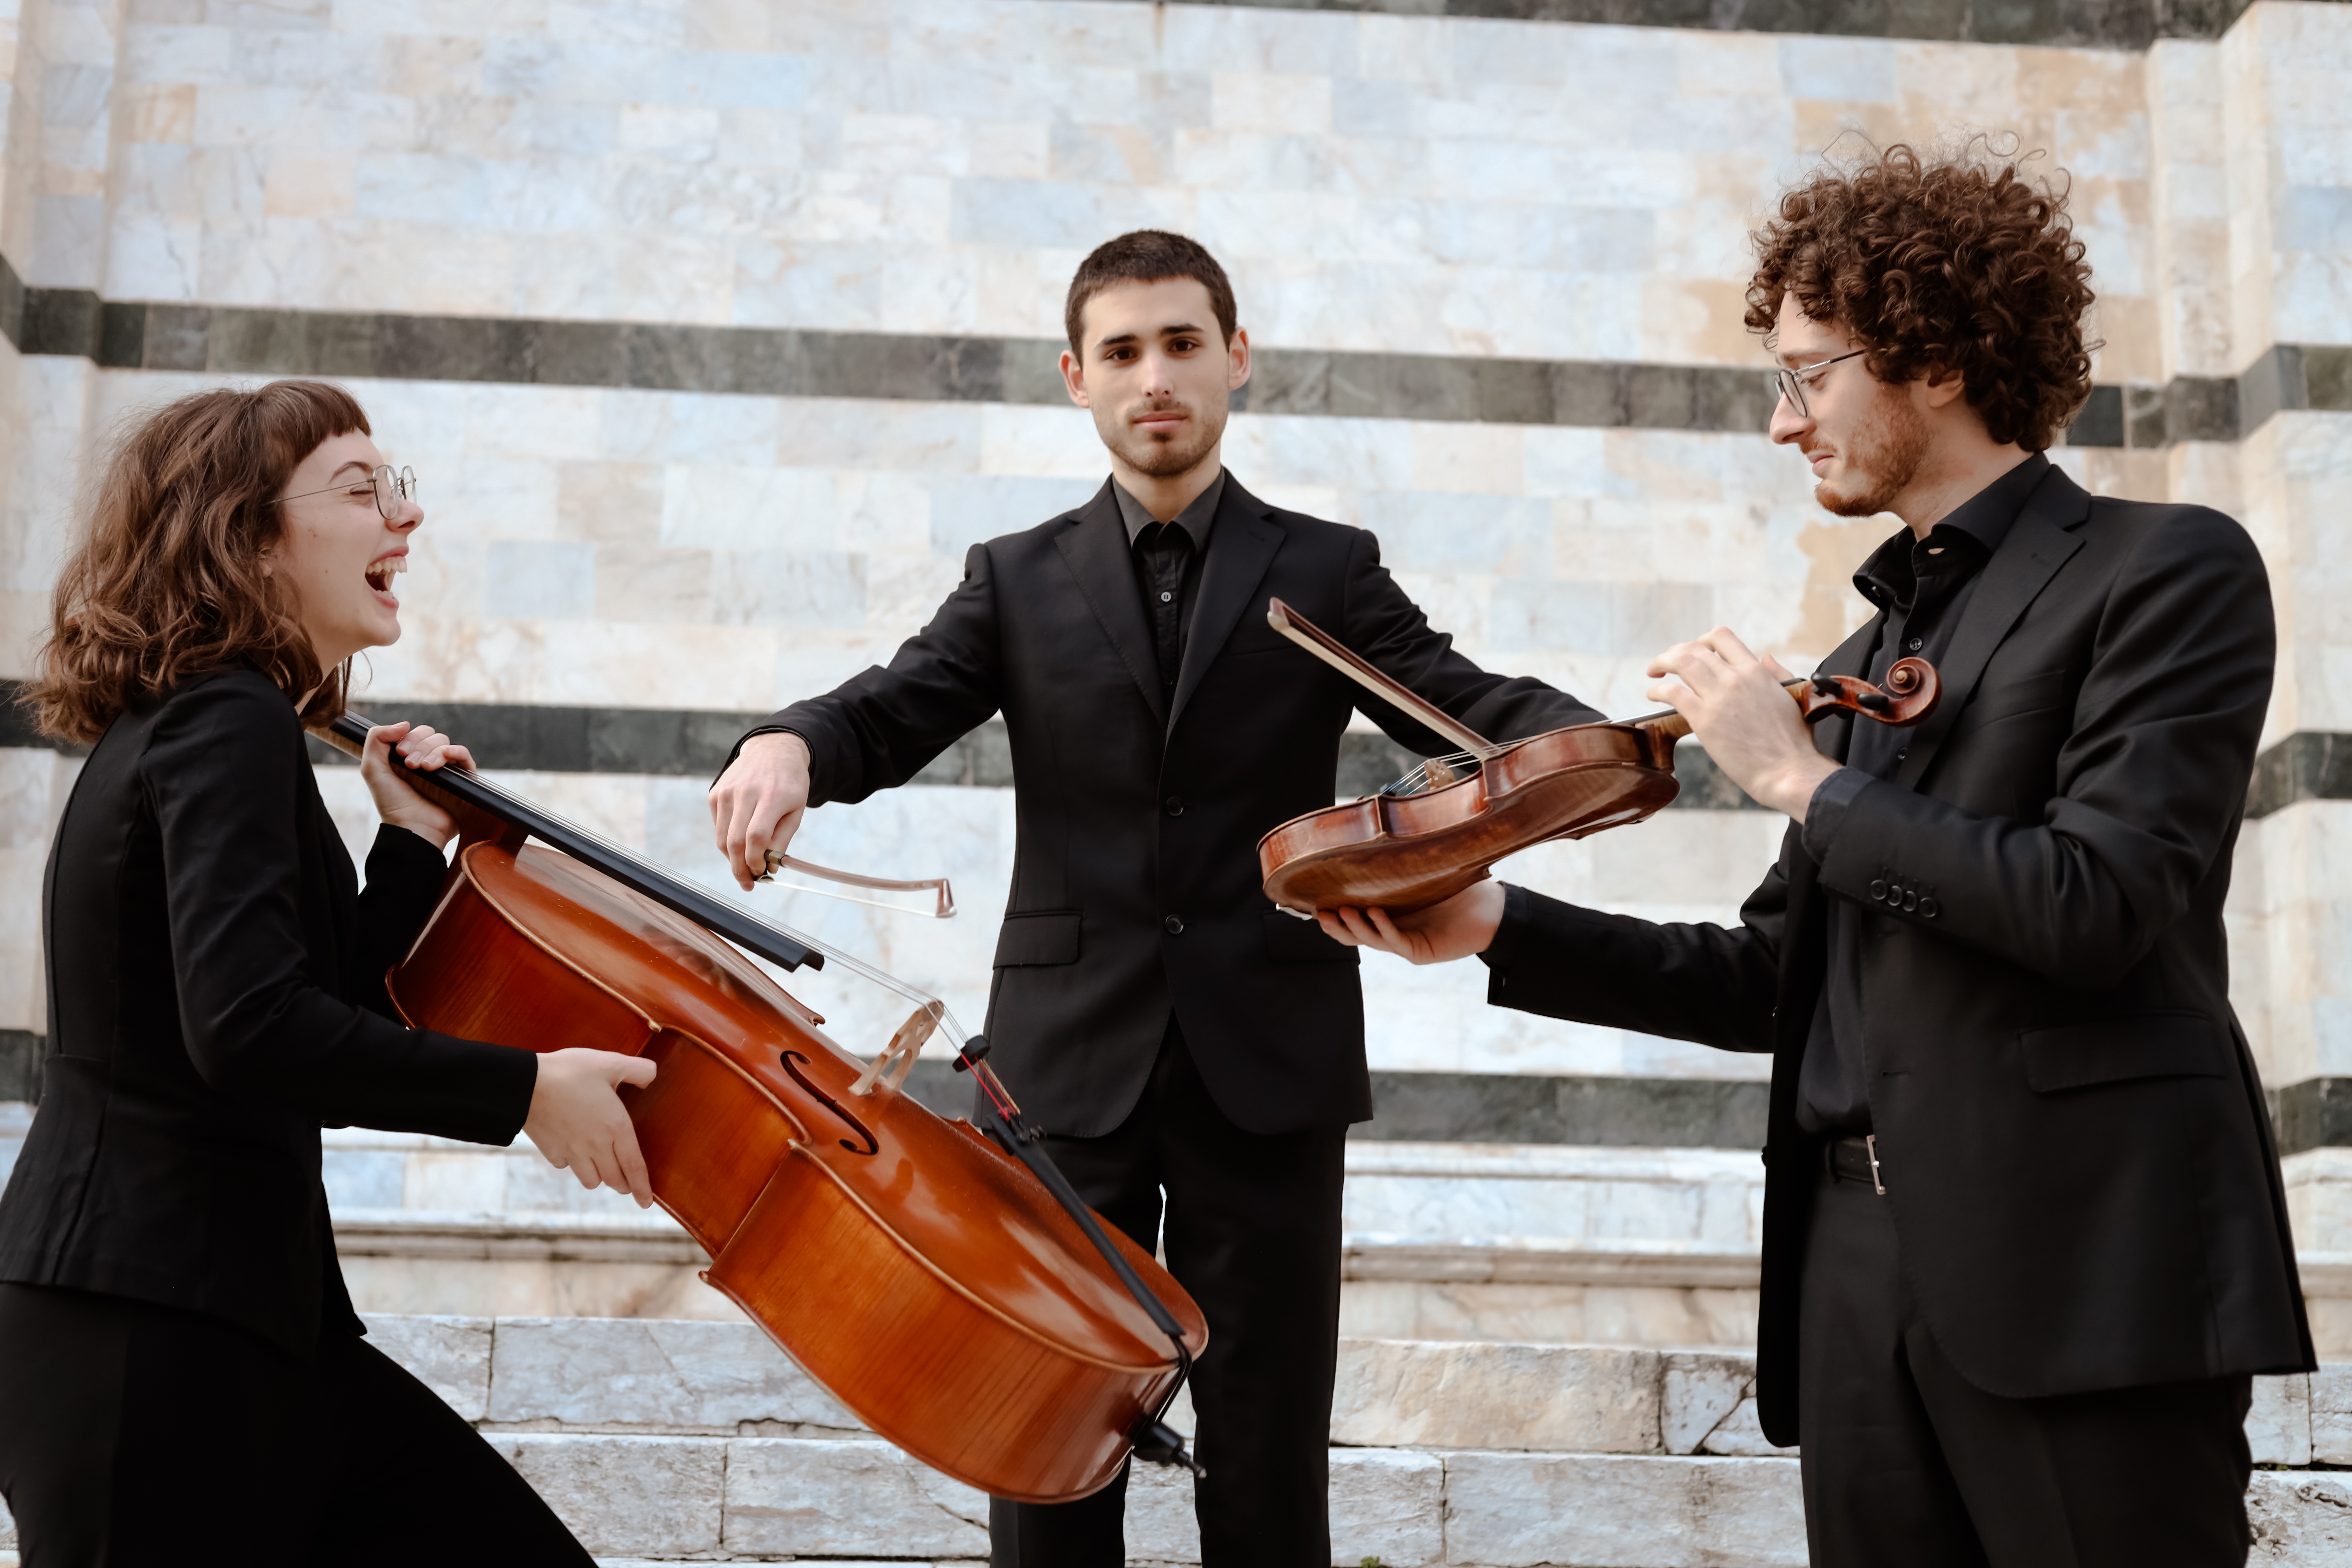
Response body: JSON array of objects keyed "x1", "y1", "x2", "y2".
[{"x1": 453, "y1": 767, "x2": 979, "y2": 1053}]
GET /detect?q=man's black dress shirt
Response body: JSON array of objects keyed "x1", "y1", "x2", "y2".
[
  {"x1": 1793, "y1": 452, "x2": 2052, "y2": 1132},
  {"x1": 744, "y1": 472, "x2": 1603, "y2": 1135},
  {"x1": 1113, "y1": 469, "x2": 1225, "y2": 689}
]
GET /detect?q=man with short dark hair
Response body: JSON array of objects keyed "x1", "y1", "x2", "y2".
[
  {"x1": 1322, "y1": 146, "x2": 2315, "y2": 1563},
  {"x1": 709, "y1": 229, "x2": 1601, "y2": 1567}
]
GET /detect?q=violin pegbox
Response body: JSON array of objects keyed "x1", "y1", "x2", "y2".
[{"x1": 1795, "y1": 657, "x2": 1941, "y2": 727}]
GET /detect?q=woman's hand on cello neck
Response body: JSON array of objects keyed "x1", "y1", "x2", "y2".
[{"x1": 358, "y1": 719, "x2": 476, "y2": 849}]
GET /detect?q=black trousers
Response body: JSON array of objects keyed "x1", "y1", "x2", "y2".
[
  {"x1": 0, "y1": 1282, "x2": 592, "y2": 1567},
  {"x1": 989, "y1": 1019, "x2": 1347, "y2": 1568},
  {"x1": 1798, "y1": 1149, "x2": 2253, "y2": 1567}
]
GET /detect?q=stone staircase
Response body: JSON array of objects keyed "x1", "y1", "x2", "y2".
[
  {"x1": 4, "y1": 1315, "x2": 2351, "y2": 1565},
  {"x1": 10, "y1": 1104, "x2": 2352, "y2": 1560},
  {"x1": 7, "y1": 1100, "x2": 2352, "y2": 1357}
]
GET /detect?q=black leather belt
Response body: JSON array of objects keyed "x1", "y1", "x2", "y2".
[{"x1": 1827, "y1": 1133, "x2": 1886, "y2": 1195}]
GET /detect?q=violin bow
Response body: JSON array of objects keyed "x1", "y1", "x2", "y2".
[
  {"x1": 1270, "y1": 596, "x2": 1939, "y2": 745},
  {"x1": 317, "y1": 712, "x2": 822, "y2": 974},
  {"x1": 759, "y1": 851, "x2": 955, "y2": 919},
  {"x1": 1267, "y1": 598, "x2": 1495, "y2": 756}
]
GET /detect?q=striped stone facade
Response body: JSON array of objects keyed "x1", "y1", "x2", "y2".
[{"x1": 0, "y1": 0, "x2": 2345, "y2": 1152}]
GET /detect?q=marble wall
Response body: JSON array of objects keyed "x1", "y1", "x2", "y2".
[
  {"x1": 86, "y1": 3, "x2": 2165, "y2": 366},
  {"x1": 0, "y1": 0, "x2": 2342, "y2": 1097}
]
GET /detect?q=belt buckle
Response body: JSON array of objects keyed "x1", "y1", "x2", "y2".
[{"x1": 1865, "y1": 1133, "x2": 1884, "y2": 1196}]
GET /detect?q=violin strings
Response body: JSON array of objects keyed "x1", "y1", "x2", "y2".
[
  {"x1": 1378, "y1": 747, "x2": 1497, "y2": 798},
  {"x1": 458, "y1": 769, "x2": 978, "y2": 1052}
]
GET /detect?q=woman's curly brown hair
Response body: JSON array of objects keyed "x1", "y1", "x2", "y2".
[
  {"x1": 27, "y1": 380, "x2": 370, "y2": 744},
  {"x1": 1745, "y1": 141, "x2": 2097, "y2": 451}
]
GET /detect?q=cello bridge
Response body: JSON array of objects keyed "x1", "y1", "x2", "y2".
[{"x1": 850, "y1": 999, "x2": 941, "y2": 1097}]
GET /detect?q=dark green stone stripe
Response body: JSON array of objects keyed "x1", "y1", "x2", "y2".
[
  {"x1": 0, "y1": 255, "x2": 2333, "y2": 445},
  {"x1": 0, "y1": 1029, "x2": 37, "y2": 1104},
  {"x1": 2270, "y1": 1077, "x2": 2352, "y2": 1156},
  {"x1": 8, "y1": 680, "x2": 2337, "y2": 819},
  {"x1": 899, "y1": 1059, "x2": 1774, "y2": 1145},
  {"x1": 0, "y1": 681, "x2": 1764, "y2": 806},
  {"x1": 2248, "y1": 732, "x2": 2352, "y2": 821},
  {"x1": 1094, "y1": 0, "x2": 2266, "y2": 49},
  {"x1": 5, "y1": 1041, "x2": 2344, "y2": 1152}
]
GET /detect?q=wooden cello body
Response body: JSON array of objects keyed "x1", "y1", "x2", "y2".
[{"x1": 384, "y1": 826, "x2": 1205, "y2": 1503}]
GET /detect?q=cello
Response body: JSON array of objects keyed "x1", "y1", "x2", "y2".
[
  {"x1": 318, "y1": 712, "x2": 1204, "y2": 1503},
  {"x1": 1255, "y1": 599, "x2": 1942, "y2": 916}
]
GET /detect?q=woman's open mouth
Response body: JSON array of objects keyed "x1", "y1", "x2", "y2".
[{"x1": 365, "y1": 555, "x2": 409, "y2": 598}]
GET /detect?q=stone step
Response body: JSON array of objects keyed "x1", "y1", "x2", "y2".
[
  {"x1": 312, "y1": 1128, "x2": 1772, "y2": 1344},
  {"x1": 360, "y1": 1315, "x2": 1792, "y2": 1457},
  {"x1": 9, "y1": 1464, "x2": 2352, "y2": 1564},
  {"x1": 352, "y1": 1314, "x2": 2343, "y2": 1465},
  {"x1": 300, "y1": 1129, "x2": 1770, "y2": 1246},
  {"x1": 7, "y1": 1316, "x2": 2352, "y2": 1566}
]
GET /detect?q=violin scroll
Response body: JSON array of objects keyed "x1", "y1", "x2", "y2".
[{"x1": 1796, "y1": 657, "x2": 1940, "y2": 727}]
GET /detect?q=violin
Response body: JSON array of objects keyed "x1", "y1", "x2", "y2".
[
  {"x1": 1255, "y1": 599, "x2": 1941, "y2": 916},
  {"x1": 320, "y1": 712, "x2": 1205, "y2": 1502}
]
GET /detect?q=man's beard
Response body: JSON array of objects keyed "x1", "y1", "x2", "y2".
[
  {"x1": 1106, "y1": 398, "x2": 1226, "y2": 479},
  {"x1": 1814, "y1": 384, "x2": 1929, "y2": 518}
]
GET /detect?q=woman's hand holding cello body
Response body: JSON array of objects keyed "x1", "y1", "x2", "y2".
[{"x1": 526, "y1": 1048, "x2": 659, "y2": 1208}]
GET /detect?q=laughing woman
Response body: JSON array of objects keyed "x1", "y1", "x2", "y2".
[{"x1": 0, "y1": 382, "x2": 653, "y2": 1565}]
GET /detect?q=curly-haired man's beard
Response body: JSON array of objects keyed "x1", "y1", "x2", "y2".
[
  {"x1": 1105, "y1": 398, "x2": 1227, "y2": 480},
  {"x1": 1813, "y1": 382, "x2": 1930, "y2": 518}
]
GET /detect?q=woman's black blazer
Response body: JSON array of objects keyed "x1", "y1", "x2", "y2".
[{"x1": 0, "y1": 671, "x2": 536, "y2": 1355}]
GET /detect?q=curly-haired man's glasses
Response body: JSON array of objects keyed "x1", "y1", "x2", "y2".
[{"x1": 1768, "y1": 349, "x2": 1867, "y2": 421}]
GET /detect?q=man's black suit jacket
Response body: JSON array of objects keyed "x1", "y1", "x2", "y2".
[
  {"x1": 0, "y1": 672, "x2": 537, "y2": 1355},
  {"x1": 757, "y1": 475, "x2": 1601, "y2": 1138},
  {"x1": 1481, "y1": 465, "x2": 2314, "y2": 1444}
]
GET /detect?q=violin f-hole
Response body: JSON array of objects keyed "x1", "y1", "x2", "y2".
[{"x1": 778, "y1": 1049, "x2": 880, "y2": 1156}]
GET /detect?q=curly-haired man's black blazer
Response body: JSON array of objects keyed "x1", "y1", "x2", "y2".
[{"x1": 1479, "y1": 463, "x2": 2315, "y2": 1444}]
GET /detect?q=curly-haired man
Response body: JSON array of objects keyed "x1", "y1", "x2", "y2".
[{"x1": 1322, "y1": 144, "x2": 2313, "y2": 1563}]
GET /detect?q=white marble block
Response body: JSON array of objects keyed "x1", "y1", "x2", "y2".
[
  {"x1": 720, "y1": 1438, "x2": 993, "y2": 1560},
  {"x1": 1331, "y1": 1338, "x2": 1661, "y2": 1454},
  {"x1": 357, "y1": 1312, "x2": 492, "y2": 1422},
  {"x1": 483, "y1": 1316, "x2": 858, "y2": 1432},
  {"x1": 481, "y1": 1433, "x2": 726, "y2": 1560},
  {"x1": 1442, "y1": 1451, "x2": 1808, "y2": 1568}
]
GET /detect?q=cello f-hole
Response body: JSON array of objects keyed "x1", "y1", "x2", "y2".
[{"x1": 779, "y1": 1049, "x2": 880, "y2": 1156}]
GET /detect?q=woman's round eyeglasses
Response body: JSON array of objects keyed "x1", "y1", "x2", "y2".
[
  {"x1": 1768, "y1": 350, "x2": 1867, "y2": 420},
  {"x1": 274, "y1": 465, "x2": 418, "y2": 520}
]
